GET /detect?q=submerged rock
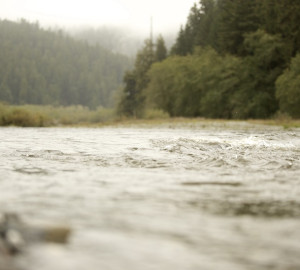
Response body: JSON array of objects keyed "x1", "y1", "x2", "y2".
[
  {"x1": 0, "y1": 213, "x2": 71, "y2": 269},
  {"x1": 0, "y1": 213, "x2": 24, "y2": 255}
]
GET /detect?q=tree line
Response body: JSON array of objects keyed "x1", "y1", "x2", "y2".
[
  {"x1": 118, "y1": 0, "x2": 300, "y2": 118},
  {"x1": 0, "y1": 19, "x2": 132, "y2": 109}
]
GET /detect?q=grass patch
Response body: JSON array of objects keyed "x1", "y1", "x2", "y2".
[
  {"x1": 0, "y1": 103, "x2": 116, "y2": 127},
  {"x1": 248, "y1": 112, "x2": 300, "y2": 129},
  {"x1": 0, "y1": 104, "x2": 48, "y2": 127}
]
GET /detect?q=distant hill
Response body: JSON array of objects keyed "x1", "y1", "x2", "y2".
[
  {"x1": 0, "y1": 19, "x2": 132, "y2": 108},
  {"x1": 69, "y1": 26, "x2": 177, "y2": 57},
  {"x1": 69, "y1": 26, "x2": 143, "y2": 57}
]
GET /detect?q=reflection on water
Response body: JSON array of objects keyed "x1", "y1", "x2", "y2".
[{"x1": 0, "y1": 122, "x2": 300, "y2": 270}]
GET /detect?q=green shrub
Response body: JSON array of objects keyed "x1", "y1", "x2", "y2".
[
  {"x1": 144, "y1": 109, "x2": 170, "y2": 120},
  {"x1": 147, "y1": 47, "x2": 240, "y2": 118},
  {"x1": 276, "y1": 54, "x2": 300, "y2": 118},
  {"x1": 1, "y1": 108, "x2": 46, "y2": 127}
]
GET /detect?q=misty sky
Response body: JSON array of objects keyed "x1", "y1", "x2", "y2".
[{"x1": 0, "y1": 0, "x2": 196, "y2": 34}]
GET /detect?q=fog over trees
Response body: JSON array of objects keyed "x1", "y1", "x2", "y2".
[
  {"x1": 1, "y1": 0, "x2": 300, "y2": 119},
  {"x1": 0, "y1": 19, "x2": 132, "y2": 108},
  {"x1": 69, "y1": 26, "x2": 177, "y2": 57},
  {"x1": 69, "y1": 26, "x2": 144, "y2": 57}
]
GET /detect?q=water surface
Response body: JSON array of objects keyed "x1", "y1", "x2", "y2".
[{"x1": 1, "y1": 122, "x2": 300, "y2": 270}]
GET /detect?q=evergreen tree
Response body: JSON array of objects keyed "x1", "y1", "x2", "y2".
[
  {"x1": 171, "y1": 3, "x2": 201, "y2": 55},
  {"x1": 171, "y1": 26, "x2": 188, "y2": 56},
  {"x1": 135, "y1": 39, "x2": 155, "y2": 92},
  {"x1": 197, "y1": 0, "x2": 218, "y2": 48},
  {"x1": 276, "y1": 53, "x2": 300, "y2": 118},
  {"x1": 117, "y1": 71, "x2": 138, "y2": 117},
  {"x1": 171, "y1": 1, "x2": 218, "y2": 54},
  {"x1": 217, "y1": 0, "x2": 260, "y2": 56},
  {"x1": 186, "y1": 3, "x2": 201, "y2": 46},
  {"x1": 117, "y1": 39, "x2": 154, "y2": 117},
  {"x1": 231, "y1": 30, "x2": 285, "y2": 118},
  {"x1": 155, "y1": 35, "x2": 167, "y2": 62},
  {"x1": 260, "y1": 0, "x2": 300, "y2": 59}
]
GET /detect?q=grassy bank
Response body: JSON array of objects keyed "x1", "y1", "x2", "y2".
[
  {"x1": 0, "y1": 103, "x2": 116, "y2": 127},
  {"x1": 0, "y1": 103, "x2": 299, "y2": 128},
  {"x1": 0, "y1": 103, "x2": 170, "y2": 127}
]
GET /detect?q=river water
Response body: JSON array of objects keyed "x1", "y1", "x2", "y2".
[{"x1": 1, "y1": 122, "x2": 300, "y2": 270}]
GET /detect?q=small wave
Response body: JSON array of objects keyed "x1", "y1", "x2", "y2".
[
  {"x1": 14, "y1": 166, "x2": 49, "y2": 175},
  {"x1": 43, "y1": 150, "x2": 65, "y2": 155},
  {"x1": 181, "y1": 181, "x2": 242, "y2": 187},
  {"x1": 219, "y1": 200, "x2": 300, "y2": 217},
  {"x1": 186, "y1": 198, "x2": 300, "y2": 217},
  {"x1": 122, "y1": 155, "x2": 168, "y2": 169},
  {"x1": 151, "y1": 137, "x2": 299, "y2": 172},
  {"x1": 17, "y1": 149, "x2": 72, "y2": 162}
]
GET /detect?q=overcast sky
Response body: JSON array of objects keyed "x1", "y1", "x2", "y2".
[{"x1": 0, "y1": 0, "x2": 196, "y2": 34}]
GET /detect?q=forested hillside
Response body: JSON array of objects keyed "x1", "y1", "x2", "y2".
[
  {"x1": 118, "y1": 0, "x2": 300, "y2": 119},
  {"x1": 69, "y1": 26, "x2": 143, "y2": 57},
  {"x1": 69, "y1": 26, "x2": 177, "y2": 57},
  {"x1": 0, "y1": 19, "x2": 132, "y2": 108}
]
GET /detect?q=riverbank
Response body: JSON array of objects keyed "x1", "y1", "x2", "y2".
[
  {"x1": 107, "y1": 117, "x2": 300, "y2": 130},
  {"x1": 1, "y1": 103, "x2": 299, "y2": 129}
]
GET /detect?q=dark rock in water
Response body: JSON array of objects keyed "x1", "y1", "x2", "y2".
[
  {"x1": 0, "y1": 213, "x2": 25, "y2": 255},
  {"x1": 42, "y1": 226, "x2": 71, "y2": 243},
  {"x1": 0, "y1": 213, "x2": 71, "y2": 269},
  {"x1": 0, "y1": 214, "x2": 23, "y2": 270}
]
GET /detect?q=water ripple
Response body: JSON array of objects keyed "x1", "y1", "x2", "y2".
[{"x1": 1, "y1": 126, "x2": 300, "y2": 270}]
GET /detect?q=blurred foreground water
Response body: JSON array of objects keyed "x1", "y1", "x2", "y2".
[{"x1": 0, "y1": 122, "x2": 300, "y2": 270}]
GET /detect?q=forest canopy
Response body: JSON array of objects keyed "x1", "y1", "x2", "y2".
[
  {"x1": 118, "y1": 0, "x2": 300, "y2": 119},
  {"x1": 0, "y1": 19, "x2": 132, "y2": 109}
]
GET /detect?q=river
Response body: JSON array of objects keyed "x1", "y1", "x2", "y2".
[{"x1": 1, "y1": 121, "x2": 300, "y2": 270}]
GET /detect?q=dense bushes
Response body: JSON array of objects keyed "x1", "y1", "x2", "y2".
[
  {"x1": 276, "y1": 54, "x2": 300, "y2": 118},
  {"x1": 229, "y1": 30, "x2": 286, "y2": 119},
  {"x1": 147, "y1": 31, "x2": 288, "y2": 120},
  {"x1": 0, "y1": 104, "x2": 47, "y2": 127},
  {"x1": 147, "y1": 48, "x2": 241, "y2": 118}
]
